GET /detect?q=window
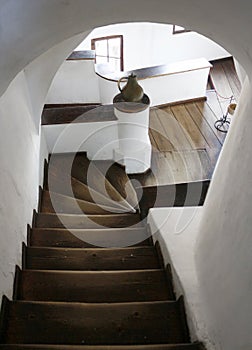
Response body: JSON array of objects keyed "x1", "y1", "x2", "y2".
[
  {"x1": 91, "y1": 35, "x2": 124, "y2": 72},
  {"x1": 172, "y1": 25, "x2": 191, "y2": 34}
]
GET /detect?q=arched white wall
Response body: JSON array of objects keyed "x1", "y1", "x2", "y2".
[
  {"x1": 0, "y1": 32, "x2": 86, "y2": 299},
  {"x1": 77, "y1": 22, "x2": 229, "y2": 71},
  {"x1": 1, "y1": 2, "x2": 252, "y2": 350},
  {"x1": 0, "y1": 0, "x2": 252, "y2": 98}
]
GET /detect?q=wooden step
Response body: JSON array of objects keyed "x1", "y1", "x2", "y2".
[
  {"x1": 0, "y1": 298, "x2": 190, "y2": 345},
  {"x1": 34, "y1": 213, "x2": 143, "y2": 229},
  {"x1": 93, "y1": 160, "x2": 139, "y2": 209},
  {"x1": 40, "y1": 190, "x2": 120, "y2": 215},
  {"x1": 46, "y1": 165, "x2": 129, "y2": 212},
  {"x1": 48, "y1": 154, "x2": 135, "y2": 211},
  {"x1": 137, "y1": 180, "x2": 210, "y2": 218},
  {"x1": 23, "y1": 246, "x2": 160, "y2": 271},
  {"x1": 29, "y1": 227, "x2": 151, "y2": 248},
  {"x1": 14, "y1": 268, "x2": 174, "y2": 302},
  {"x1": 0, "y1": 343, "x2": 203, "y2": 349}
]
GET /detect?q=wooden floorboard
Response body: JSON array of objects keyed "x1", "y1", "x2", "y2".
[
  {"x1": 196, "y1": 97, "x2": 227, "y2": 144},
  {"x1": 170, "y1": 104, "x2": 206, "y2": 150},
  {"x1": 184, "y1": 102, "x2": 221, "y2": 150},
  {"x1": 211, "y1": 57, "x2": 241, "y2": 101},
  {"x1": 145, "y1": 57, "x2": 241, "y2": 186},
  {"x1": 149, "y1": 109, "x2": 174, "y2": 152},
  {"x1": 150, "y1": 108, "x2": 191, "y2": 152},
  {"x1": 209, "y1": 60, "x2": 234, "y2": 99},
  {"x1": 164, "y1": 149, "x2": 211, "y2": 184},
  {"x1": 221, "y1": 60, "x2": 241, "y2": 100},
  {"x1": 163, "y1": 151, "x2": 192, "y2": 184}
]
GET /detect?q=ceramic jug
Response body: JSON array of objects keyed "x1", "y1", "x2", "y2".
[{"x1": 117, "y1": 73, "x2": 144, "y2": 102}]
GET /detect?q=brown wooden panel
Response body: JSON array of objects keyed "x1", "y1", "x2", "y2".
[
  {"x1": 196, "y1": 96, "x2": 226, "y2": 145},
  {"x1": 145, "y1": 152, "x2": 175, "y2": 186},
  {"x1": 164, "y1": 151, "x2": 192, "y2": 184},
  {"x1": 80, "y1": 158, "x2": 130, "y2": 206},
  {"x1": 210, "y1": 60, "x2": 234, "y2": 98},
  {"x1": 221, "y1": 58, "x2": 241, "y2": 100},
  {"x1": 3, "y1": 299, "x2": 189, "y2": 345},
  {"x1": 149, "y1": 128, "x2": 159, "y2": 149},
  {"x1": 155, "y1": 107, "x2": 192, "y2": 151},
  {"x1": 149, "y1": 109, "x2": 174, "y2": 152},
  {"x1": 17, "y1": 269, "x2": 174, "y2": 302},
  {"x1": 170, "y1": 105, "x2": 206, "y2": 150},
  {"x1": 129, "y1": 151, "x2": 174, "y2": 188},
  {"x1": 133, "y1": 150, "x2": 210, "y2": 187},
  {"x1": 93, "y1": 160, "x2": 138, "y2": 209},
  {"x1": 50, "y1": 153, "x2": 133, "y2": 210},
  {"x1": 209, "y1": 61, "x2": 234, "y2": 126},
  {"x1": 29, "y1": 227, "x2": 150, "y2": 248},
  {"x1": 34, "y1": 213, "x2": 142, "y2": 229},
  {"x1": 137, "y1": 180, "x2": 210, "y2": 217},
  {"x1": 42, "y1": 104, "x2": 116, "y2": 125},
  {"x1": 46, "y1": 165, "x2": 127, "y2": 212},
  {"x1": 185, "y1": 102, "x2": 221, "y2": 150},
  {"x1": 40, "y1": 190, "x2": 119, "y2": 215},
  {"x1": 0, "y1": 343, "x2": 204, "y2": 350},
  {"x1": 25, "y1": 246, "x2": 160, "y2": 271},
  {"x1": 165, "y1": 150, "x2": 212, "y2": 183}
]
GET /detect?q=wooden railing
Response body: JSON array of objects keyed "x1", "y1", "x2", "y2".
[
  {"x1": 95, "y1": 58, "x2": 212, "y2": 106},
  {"x1": 95, "y1": 58, "x2": 212, "y2": 82}
]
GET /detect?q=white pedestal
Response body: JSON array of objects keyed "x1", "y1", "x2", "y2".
[{"x1": 113, "y1": 95, "x2": 151, "y2": 174}]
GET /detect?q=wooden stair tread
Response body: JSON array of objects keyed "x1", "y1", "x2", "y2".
[
  {"x1": 1, "y1": 299, "x2": 189, "y2": 345},
  {"x1": 48, "y1": 154, "x2": 135, "y2": 211},
  {"x1": 93, "y1": 160, "x2": 139, "y2": 209},
  {"x1": 46, "y1": 166, "x2": 129, "y2": 212},
  {"x1": 24, "y1": 246, "x2": 160, "y2": 271},
  {"x1": 35, "y1": 212, "x2": 143, "y2": 229},
  {"x1": 0, "y1": 343, "x2": 203, "y2": 349},
  {"x1": 15, "y1": 268, "x2": 174, "y2": 302},
  {"x1": 29, "y1": 227, "x2": 151, "y2": 248},
  {"x1": 41, "y1": 190, "x2": 121, "y2": 215}
]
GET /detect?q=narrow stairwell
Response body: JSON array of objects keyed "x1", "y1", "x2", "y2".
[{"x1": 0, "y1": 153, "x2": 204, "y2": 350}]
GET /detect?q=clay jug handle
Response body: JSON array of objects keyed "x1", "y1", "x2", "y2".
[{"x1": 118, "y1": 76, "x2": 128, "y2": 92}]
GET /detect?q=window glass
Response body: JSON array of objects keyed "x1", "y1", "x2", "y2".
[{"x1": 91, "y1": 35, "x2": 123, "y2": 71}]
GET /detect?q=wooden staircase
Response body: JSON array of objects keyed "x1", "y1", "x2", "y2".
[{"x1": 0, "y1": 153, "x2": 204, "y2": 350}]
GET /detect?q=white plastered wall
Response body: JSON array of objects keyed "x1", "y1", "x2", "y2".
[
  {"x1": 194, "y1": 77, "x2": 252, "y2": 350},
  {"x1": 0, "y1": 71, "x2": 42, "y2": 299},
  {"x1": 46, "y1": 60, "x2": 100, "y2": 104},
  {"x1": 0, "y1": 32, "x2": 86, "y2": 299}
]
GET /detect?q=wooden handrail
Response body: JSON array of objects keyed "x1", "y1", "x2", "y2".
[
  {"x1": 67, "y1": 50, "x2": 95, "y2": 61},
  {"x1": 95, "y1": 58, "x2": 212, "y2": 83}
]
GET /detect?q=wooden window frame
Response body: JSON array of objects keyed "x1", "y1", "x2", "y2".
[
  {"x1": 172, "y1": 25, "x2": 191, "y2": 34},
  {"x1": 91, "y1": 35, "x2": 124, "y2": 71}
]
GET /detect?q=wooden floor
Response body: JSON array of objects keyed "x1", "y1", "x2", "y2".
[{"x1": 131, "y1": 57, "x2": 241, "y2": 186}]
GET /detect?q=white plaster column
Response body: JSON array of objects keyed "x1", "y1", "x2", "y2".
[
  {"x1": 113, "y1": 94, "x2": 151, "y2": 174},
  {"x1": 195, "y1": 77, "x2": 252, "y2": 350}
]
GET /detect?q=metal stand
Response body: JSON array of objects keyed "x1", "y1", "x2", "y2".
[{"x1": 214, "y1": 96, "x2": 234, "y2": 133}]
